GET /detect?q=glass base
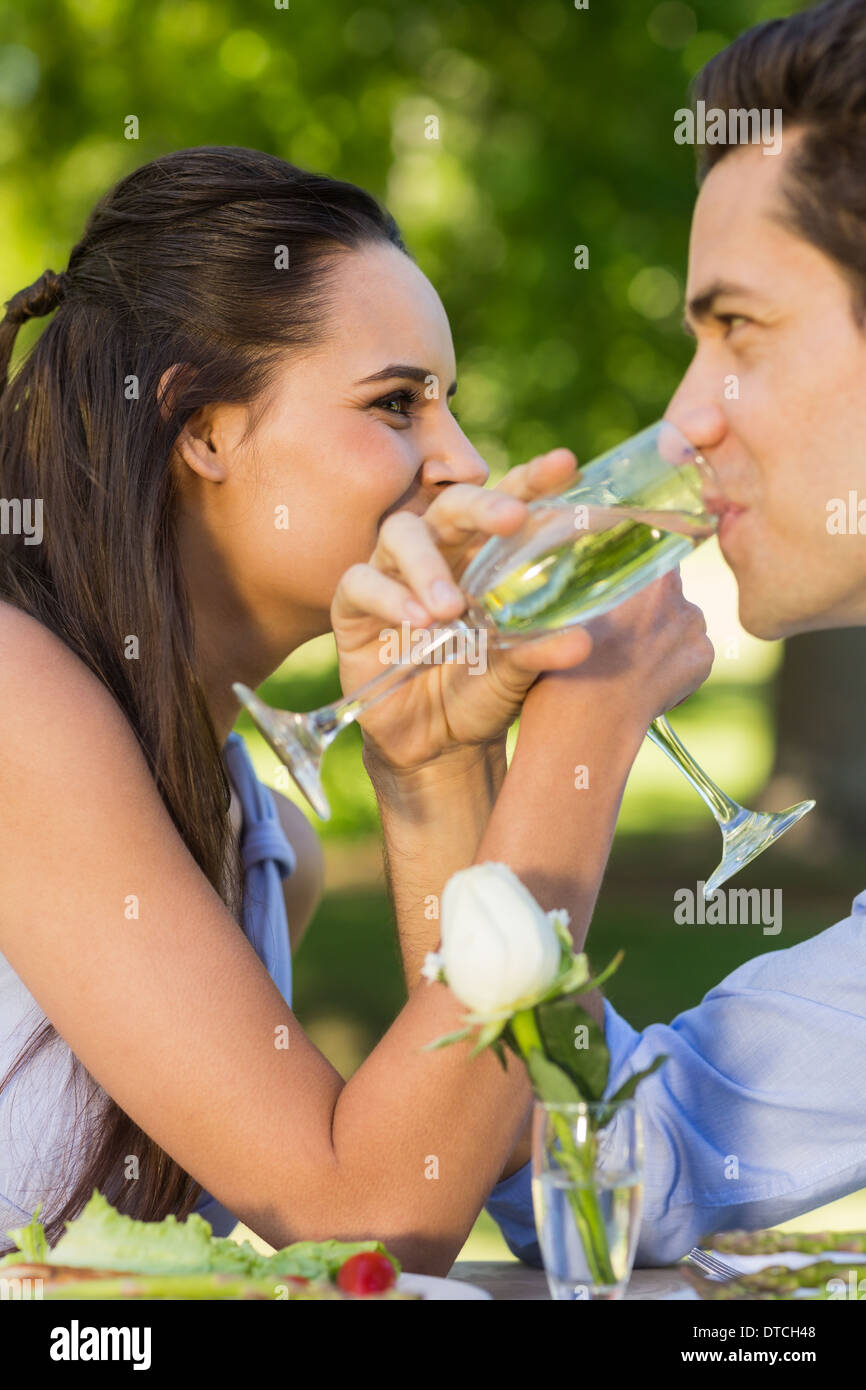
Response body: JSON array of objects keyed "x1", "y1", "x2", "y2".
[
  {"x1": 232, "y1": 684, "x2": 332, "y2": 821},
  {"x1": 545, "y1": 1276, "x2": 624, "y2": 1301},
  {"x1": 704, "y1": 799, "x2": 816, "y2": 898}
]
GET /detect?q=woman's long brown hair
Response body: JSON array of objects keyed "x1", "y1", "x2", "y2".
[{"x1": 0, "y1": 146, "x2": 405, "y2": 1251}]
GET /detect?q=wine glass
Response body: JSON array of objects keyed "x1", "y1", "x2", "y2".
[{"x1": 233, "y1": 420, "x2": 813, "y2": 894}]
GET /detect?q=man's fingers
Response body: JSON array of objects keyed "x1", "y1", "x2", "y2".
[{"x1": 501, "y1": 624, "x2": 593, "y2": 673}]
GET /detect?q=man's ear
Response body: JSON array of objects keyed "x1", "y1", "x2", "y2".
[{"x1": 159, "y1": 364, "x2": 225, "y2": 483}]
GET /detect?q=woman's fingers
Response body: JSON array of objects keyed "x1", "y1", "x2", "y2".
[
  {"x1": 353, "y1": 449, "x2": 582, "y2": 632},
  {"x1": 417, "y1": 482, "x2": 528, "y2": 548},
  {"x1": 372, "y1": 496, "x2": 529, "y2": 621},
  {"x1": 333, "y1": 560, "x2": 435, "y2": 628},
  {"x1": 493, "y1": 447, "x2": 580, "y2": 502},
  {"x1": 413, "y1": 449, "x2": 581, "y2": 577}
]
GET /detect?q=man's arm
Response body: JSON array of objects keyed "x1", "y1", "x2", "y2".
[{"x1": 489, "y1": 892, "x2": 866, "y2": 1268}]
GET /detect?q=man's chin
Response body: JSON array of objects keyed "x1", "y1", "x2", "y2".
[
  {"x1": 737, "y1": 598, "x2": 845, "y2": 642},
  {"x1": 736, "y1": 595, "x2": 797, "y2": 642}
]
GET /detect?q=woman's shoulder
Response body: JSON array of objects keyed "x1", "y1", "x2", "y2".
[
  {"x1": 0, "y1": 599, "x2": 91, "y2": 681},
  {"x1": 0, "y1": 600, "x2": 139, "y2": 774}
]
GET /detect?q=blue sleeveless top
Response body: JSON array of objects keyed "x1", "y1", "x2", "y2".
[{"x1": 191, "y1": 733, "x2": 298, "y2": 1235}]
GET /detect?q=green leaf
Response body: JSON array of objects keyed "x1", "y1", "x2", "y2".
[
  {"x1": 605, "y1": 1054, "x2": 668, "y2": 1105},
  {"x1": 468, "y1": 1016, "x2": 508, "y2": 1059},
  {"x1": 579, "y1": 949, "x2": 625, "y2": 996},
  {"x1": 47, "y1": 1191, "x2": 218, "y2": 1275},
  {"x1": 536, "y1": 997, "x2": 610, "y2": 1101},
  {"x1": 524, "y1": 1048, "x2": 583, "y2": 1105},
  {"x1": 1, "y1": 1202, "x2": 47, "y2": 1265},
  {"x1": 268, "y1": 1239, "x2": 400, "y2": 1281},
  {"x1": 421, "y1": 1027, "x2": 473, "y2": 1052},
  {"x1": 591, "y1": 1055, "x2": 669, "y2": 1129},
  {"x1": 490, "y1": 1039, "x2": 509, "y2": 1072}
]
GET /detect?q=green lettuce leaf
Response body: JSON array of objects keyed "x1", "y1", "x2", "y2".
[
  {"x1": 1, "y1": 1190, "x2": 401, "y2": 1284},
  {"x1": 1, "y1": 1201, "x2": 48, "y2": 1265},
  {"x1": 267, "y1": 1239, "x2": 400, "y2": 1280},
  {"x1": 47, "y1": 1191, "x2": 220, "y2": 1274}
]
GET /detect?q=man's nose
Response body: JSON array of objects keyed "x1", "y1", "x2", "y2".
[{"x1": 665, "y1": 392, "x2": 728, "y2": 455}]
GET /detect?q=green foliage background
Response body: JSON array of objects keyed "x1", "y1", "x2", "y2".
[{"x1": 2, "y1": 0, "x2": 800, "y2": 470}]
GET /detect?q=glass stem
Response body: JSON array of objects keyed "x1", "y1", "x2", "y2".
[
  {"x1": 647, "y1": 715, "x2": 742, "y2": 825},
  {"x1": 308, "y1": 619, "x2": 468, "y2": 751}
]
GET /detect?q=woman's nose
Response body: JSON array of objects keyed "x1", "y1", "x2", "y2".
[{"x1": 419, "y1": 426, "x2": 490, "y2": 489}]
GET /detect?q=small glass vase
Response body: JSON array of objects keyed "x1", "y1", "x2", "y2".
[{"x1": 531, "y1": 1099, "x2": 644, "y2": 1301}]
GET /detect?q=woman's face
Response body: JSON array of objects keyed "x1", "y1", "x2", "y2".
[{"x1": 175, "y1": 241, "x2": 489, "y2": 657}]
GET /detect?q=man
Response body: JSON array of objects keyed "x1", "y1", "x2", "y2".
[{"x1": 485, "y1": 0, "x2": 866, "y2": 1265}]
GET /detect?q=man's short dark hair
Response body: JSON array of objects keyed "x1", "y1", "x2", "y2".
[{"x1": 695, "y1": 0, "x2": 866, "y2": 321}]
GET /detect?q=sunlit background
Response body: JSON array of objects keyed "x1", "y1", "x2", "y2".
[{"x1": 3, "y1": 0, "x2": 864, "y2": 1259}]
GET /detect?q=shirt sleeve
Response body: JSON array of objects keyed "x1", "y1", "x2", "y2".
[{"x1": 485, "y1": 891, "x2": 866, "y2": 1267}]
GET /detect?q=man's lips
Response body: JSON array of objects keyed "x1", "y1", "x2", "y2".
[{"x1": 717, "y1": 501, "x2": 748, "y2": 548}]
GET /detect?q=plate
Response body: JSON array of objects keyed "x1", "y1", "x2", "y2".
[{"x1": 398, "y1": 1273, "x2": 491, "y2": 1300}]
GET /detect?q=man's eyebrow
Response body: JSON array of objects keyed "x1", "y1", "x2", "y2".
[
  {"x1": 682, "y1": 280, "x2": 762, "y2": 334},
  {"x1": 354, "y1": 364, "x2": 457, "y2": 397}
]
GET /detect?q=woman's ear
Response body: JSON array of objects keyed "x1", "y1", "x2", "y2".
[{"x1": 159, "y1": 365, "x2": 226, "y2": 483}]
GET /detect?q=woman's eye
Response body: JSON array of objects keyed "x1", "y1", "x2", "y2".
[
  {"x1": 372, "y1": 389, "x2": 420, "y2": 417},
  {"x1": 720, "y1": 314, "x2": 750, "y2": 336}
]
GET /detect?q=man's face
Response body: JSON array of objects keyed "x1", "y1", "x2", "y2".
[{"x1": 668, "y1": 134, "x2": 866, "y2": 640}]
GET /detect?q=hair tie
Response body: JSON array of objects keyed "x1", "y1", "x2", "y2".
[{"x1": 3, "y1": 268, "x2": 70, "y2": 326}]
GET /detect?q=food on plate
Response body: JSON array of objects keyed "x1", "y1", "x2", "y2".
[
  {"x1": 707, "y1": 1228, "x2": 866, "y2": 1255},
  {"x1": 683, "y1": 1258, "x2": 857, "y2": 1301},
  {"x1": 0, "y1": 1191, "x2": 419, "y2": 1300}
]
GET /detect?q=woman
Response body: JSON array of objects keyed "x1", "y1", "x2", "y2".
[{"x1": 0, "y1": 147, "x2": 711, "y2": 1273}]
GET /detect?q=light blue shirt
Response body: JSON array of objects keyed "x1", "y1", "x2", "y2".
[{"x1": 484, "y1": 888, "x2": 866, "y2": 1266}]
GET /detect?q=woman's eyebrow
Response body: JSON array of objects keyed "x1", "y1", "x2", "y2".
[{"x1": 355, "y1": 364, "x2": 458, "y2": 397}]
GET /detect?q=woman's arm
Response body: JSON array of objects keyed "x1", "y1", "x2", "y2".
[
  {"x1": 0, "y1": 605, "x2": 537, "y2": 1276},
  {"x1": 365, "y1": 736, "x2": 508, "y2": 990}
]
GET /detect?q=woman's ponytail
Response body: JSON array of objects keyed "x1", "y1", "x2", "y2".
[{"x1": 0, "y1": 268, "x2": 69, "y2": 396}]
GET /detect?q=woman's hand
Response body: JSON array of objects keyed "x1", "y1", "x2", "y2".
[{"x1": 330, "y1": 448, "x2": 595, "y2": 773}]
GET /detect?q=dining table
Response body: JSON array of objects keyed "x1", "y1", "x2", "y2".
[{"x1": 447, "y1": 1259, "x2": 692, "y2": 1300}]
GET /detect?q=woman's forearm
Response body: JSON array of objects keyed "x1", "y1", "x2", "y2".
[{"x1": 365, "y1": 737, "x2": 508, "y2": 990}]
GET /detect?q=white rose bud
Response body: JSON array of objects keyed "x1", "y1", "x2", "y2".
[{"x1": 438, "y1": 862, "x2": 562, "y2": 1015}]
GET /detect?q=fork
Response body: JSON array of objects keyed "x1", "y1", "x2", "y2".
[{"x1": 686, "y1": 1246, "x2": 741, "y2": 1281}]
